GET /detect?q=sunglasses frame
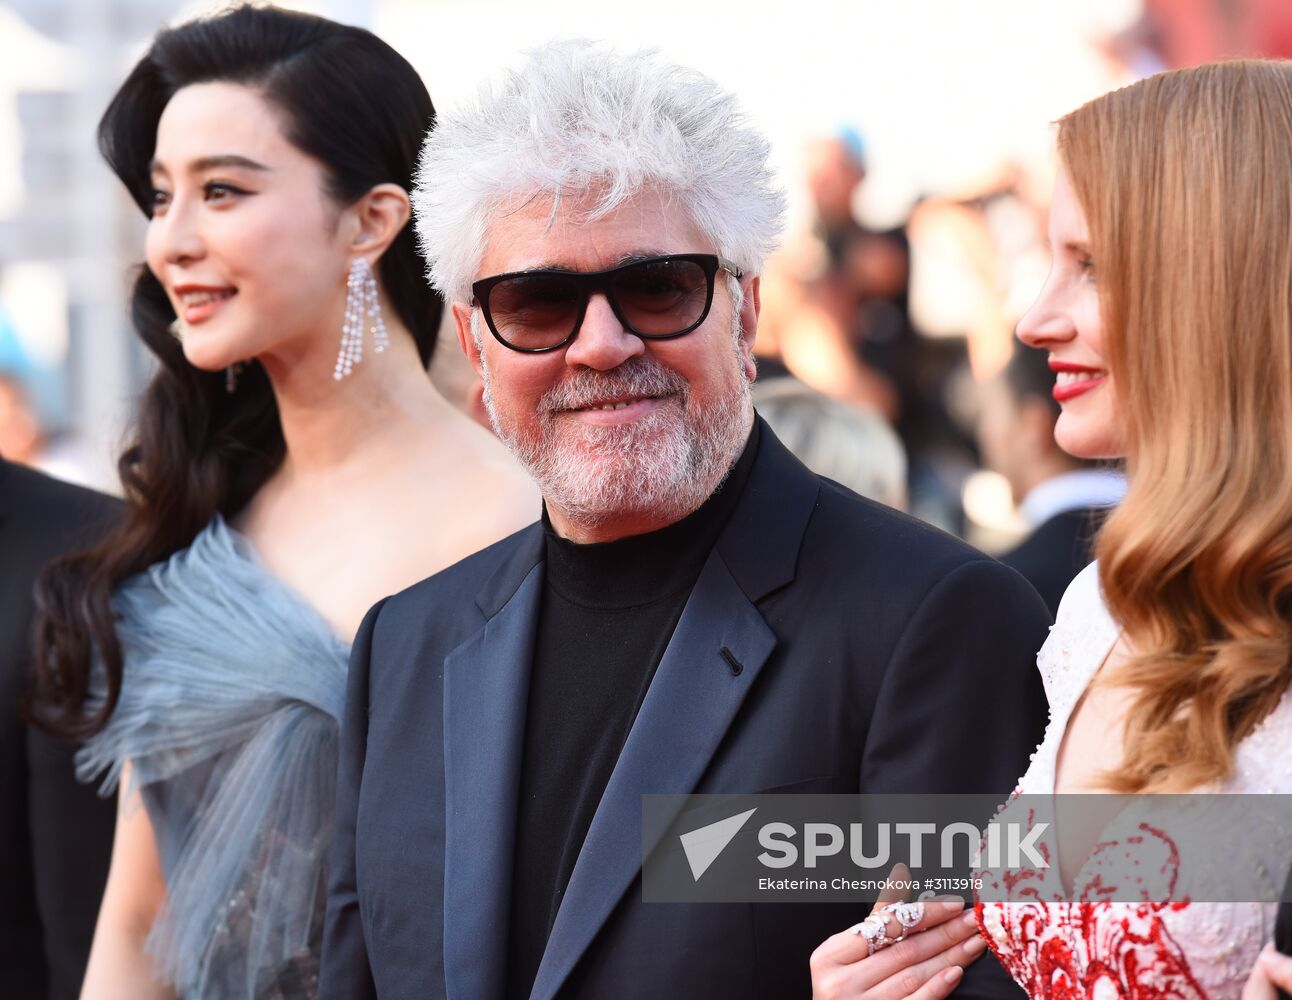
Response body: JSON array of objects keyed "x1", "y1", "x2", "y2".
[{"x1": 470, "y1": 253, "x2": 744, "y2": 354}]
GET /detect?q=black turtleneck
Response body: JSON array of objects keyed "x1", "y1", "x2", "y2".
[{"x1": 505, "y1": 421, "x2": 760, "y2": 998}]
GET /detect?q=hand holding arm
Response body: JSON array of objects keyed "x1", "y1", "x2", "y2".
[{"x1": 812, "y1": 871, "x2": 985, "y2": 1000}]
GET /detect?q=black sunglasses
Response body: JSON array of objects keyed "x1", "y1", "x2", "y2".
[{"x1": 470, "y1": 253, "x2": 743, "y2": 353}]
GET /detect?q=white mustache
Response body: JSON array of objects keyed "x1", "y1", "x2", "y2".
[{"x1": 541, "y1": 359, "x2": 687, "y2": 413}]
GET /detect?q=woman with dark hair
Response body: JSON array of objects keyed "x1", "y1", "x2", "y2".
[{"x1": 30, "y1": 6, "x2": 535, "y2": 997}]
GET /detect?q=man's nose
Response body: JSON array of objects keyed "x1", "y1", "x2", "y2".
[{"x1": 563, "y1": 293, "x2": 645, "y2": 370}]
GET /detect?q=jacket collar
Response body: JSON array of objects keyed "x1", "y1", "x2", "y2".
[{"x1": 445, "y1": 416, "x2": 821, "y2": 1000}]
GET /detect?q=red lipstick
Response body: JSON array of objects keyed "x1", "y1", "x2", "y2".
[{"x1": 1048, "y1": 359, "x2": 1107, "y2": 403}]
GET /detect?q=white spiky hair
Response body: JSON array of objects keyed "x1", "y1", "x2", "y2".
[{"x1": 412, "y1": 39, "x2": 785, "y2": 304}]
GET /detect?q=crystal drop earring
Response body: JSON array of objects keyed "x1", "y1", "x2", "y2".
[{"x1": 334, "y1": 257, "x2": 389, "y2": 381}]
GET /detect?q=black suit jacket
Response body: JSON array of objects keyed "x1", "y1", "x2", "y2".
[
  {"x1": 999, "y1": 507, "x2": 1106, "y2": 618},
  {"x1": 0, "y1": 459, "x2": 118, "y2": 1000},
  {"x1": 1277, "y1": 868, "x2": 1292, "y2": 998},
  {"x1": 320, "y1": 421, "x2": 1050, "y2": 1000}
]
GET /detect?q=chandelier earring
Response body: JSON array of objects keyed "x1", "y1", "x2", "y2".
[{"x1": 334, "y1": 257, "x2": 389, "y2": 381}]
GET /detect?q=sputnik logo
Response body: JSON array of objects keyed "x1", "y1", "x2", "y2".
[{"x1": 679, "y1": 808, "x2": 757, "y2": 881}]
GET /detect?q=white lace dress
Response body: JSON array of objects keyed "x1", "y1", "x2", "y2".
[{"x1": 976, "y1": 563, "x2": 1292, "y2": 999}]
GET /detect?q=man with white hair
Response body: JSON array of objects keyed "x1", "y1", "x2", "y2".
[{"x1": 320, "y1": 41, "x2": 1049, "y2": 1000}]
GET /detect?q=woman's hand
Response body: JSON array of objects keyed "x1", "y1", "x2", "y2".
[
  {"x1": 810, "y1": 869, "x2": 987, "y2": 1000},
  {"x1": 1242, "y1": 943, "x2": 1292, "y2": 1000}
]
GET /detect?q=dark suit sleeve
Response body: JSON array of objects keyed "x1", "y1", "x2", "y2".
[
  {"x1": 860, "y1": 558, "x2": 1048, "y2": 795},
  {"x1": 0, "y1": 465, "x2": 118, "y2": 1000},
  {"x1": 318, "y1": 598, "x2": 386, "y2": 1000},
  {"x1": 25, "y1": 727, "x2": 115, "y2": 999},
  {"x1": 860, "y1": 559, "x2": 1049, "y2": 1000}
]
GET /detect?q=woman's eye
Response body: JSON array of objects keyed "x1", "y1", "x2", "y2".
[
  {"x1": 1077, "y1": 255, "x2": 1096, "y2": 280},
  {"x1": 150, "y1": 189, "x2": 171, "y2": 214},
  {"x1": 203, "y1": 181, "x2": 246, "y2": 202}
]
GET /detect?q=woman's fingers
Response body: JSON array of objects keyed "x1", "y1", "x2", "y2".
[
  {"x1": 813, "y1": 898, "x2": 968, "y2": 969},
  {"x1": 1242, "y1": 943, "x2": 1292, "y2": 1000},
  {"x1": 874, "y1": 863, "x2": 913, "y2": 908},
  {"x1": 857, "y1": 909, "x2": 982, "y2": 990},
  {"x1": 865, "y1": 922, "x2": 988, "y2": 1000},
  {"x1": 811, "y1": 910, "x2": 985, "y2": 1000},
  {"x1": 899, "y1": 963, "x2": 964, "y2": 1000}
]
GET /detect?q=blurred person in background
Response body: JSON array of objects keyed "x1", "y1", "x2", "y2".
[
  {"x1": 975, "y1": 341, "x2": 1124, "y2": 615},
  {"x1": 0, "y1": 457, "x2": 117, "y2": 1000},
  {"x1": 972, "y1": 60, "x2": 1292, "y2": 999},
  {"x1": 756, "y1": 131, "x2": 907, "y2": 422},
  {"x1": 27, "y1": 6, "x2": 534, "y2": 999},
  {"x1": 752, "y1": 376, "x2": 907, "y2": 509},
  {"x1": 760, "y1": 131, "x2": 985, "y2": 533},
  {"x1": 0, "y1": 372, "x2": 42, "y2": 466}
]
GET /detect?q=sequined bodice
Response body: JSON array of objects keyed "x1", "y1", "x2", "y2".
[{"x1": 977, "y1": 563, "x2": 1292, "y2": 999}]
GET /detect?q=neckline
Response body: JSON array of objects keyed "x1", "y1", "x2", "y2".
[
  {"x1": 209, "y1": 514, "x2": 353, "y2": 652},
  {"x1": 1037, "y1": 573, "x2": 1292, "y2": 894}
]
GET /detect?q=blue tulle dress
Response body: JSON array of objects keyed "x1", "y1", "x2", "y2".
[{"x1": 77, "y1": 515, "x2": 350, "y2": 999}]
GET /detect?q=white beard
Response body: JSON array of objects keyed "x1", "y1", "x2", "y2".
[{"x1": 481, "y1": 317, "x2": 752, "y2": 529}]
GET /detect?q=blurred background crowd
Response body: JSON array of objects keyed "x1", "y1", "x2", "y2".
[{"x1": 2, "y1": 0, "x2": 1292, "y2": 555}]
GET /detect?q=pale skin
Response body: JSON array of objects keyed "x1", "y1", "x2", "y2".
[
  {"x1": 1243, "y1": 943, "x2": 1292, "y2": 998},
  {"x1": 79, "y1": 82, "x2": 537, "y2": 999},
  {"x1": 453, "y1": 188, "x2": 760, "y2": 544},
  {"x1": 1021, "y1": 167, "x2": 1288, "y2": 990},
  {"x1": 1014, "y1": 167, "x2": 1140, "y2": 887},
  {"x1": 810, "y1": 868, "x2": 987, "y2": 1000}
]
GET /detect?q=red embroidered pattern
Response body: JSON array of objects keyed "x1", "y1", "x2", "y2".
[
  {"x1": 977, "y1": 900, "x2": 1207, "y2": 1000},
  {"x1": 974, "y1": 796, "x2": 1218, "y2": 999}
]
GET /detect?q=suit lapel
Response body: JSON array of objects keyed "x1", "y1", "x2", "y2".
[
  {"x1": 527, "y1": 549, "x2": 777, "y2": 1000},
  {"x1": 442, "y1": 528, "x2": 545, "y2": 1000}
]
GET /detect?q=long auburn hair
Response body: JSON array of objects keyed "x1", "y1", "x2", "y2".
[
  {"x1": 30, "y1": 4, "x2": 441, "y2": 740},
  {"x1": 1058, "y1": 60, "x2": 1292, "y2": 792}
]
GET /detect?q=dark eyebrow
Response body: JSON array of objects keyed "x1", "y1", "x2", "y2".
[{"x1": 148, "y1": 154, "x2": 271, "y2": 176}]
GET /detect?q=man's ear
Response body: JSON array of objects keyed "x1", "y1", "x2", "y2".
[
  {"x1": 738, "y1": 274, "x2": 761, "y2": 382},
  {"x1": 349, "y1": 183, "x2": 412, "y2": 260},
  {"x1": 453, "y1": 302, "x2": 484, "y2": 377}
]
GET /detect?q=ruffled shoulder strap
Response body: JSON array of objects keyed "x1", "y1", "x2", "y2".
[{"x1": 78, "y1": 516, "x2": 351, "y2": 998}]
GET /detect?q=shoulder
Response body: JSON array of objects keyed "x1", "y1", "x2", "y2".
[
  {"x1": 375, "y1": 522, "x2": 537, "y2": 627},
  {"x1": 767, "y1": 473, "x2": 1050, "y2": 657},
  {"x1": 416, "y1": 409, "x2": 541, "y2": 551},
  {"x1": 0, "y1": 463, "x2": 120, "y2": 617},
  {"x1": 0, "y1": 460, "x2": 120, "y2": 551},
  {"x1": 1053, "y1": 560, "x2": 1103, "y2": 627},
  {"x1": 805, "y1": 477, "x2": 1023, "y2": 593}
]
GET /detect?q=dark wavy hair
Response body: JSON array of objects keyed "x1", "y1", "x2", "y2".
[{"x1": 30, "y1": 4, "x2": 440, "y2": 739}]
